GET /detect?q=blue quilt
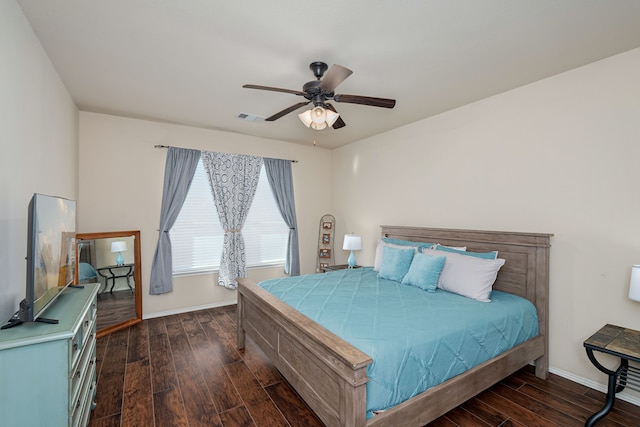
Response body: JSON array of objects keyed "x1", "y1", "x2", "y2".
[{"x1": 259, "y1": 267, "x2": 538, "y2": 418}]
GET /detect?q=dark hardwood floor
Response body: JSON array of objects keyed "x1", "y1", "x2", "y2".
[
  {"x1": 96, "y1": 289, "x2": 136, "y2": 331},
  {"x1": 89, "y1": 305, "x2": 640, "y2": 427}
]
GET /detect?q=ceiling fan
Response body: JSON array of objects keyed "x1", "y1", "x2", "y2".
[{"x1": 243, "y1": 61, "x2": 396, "y2": 130}]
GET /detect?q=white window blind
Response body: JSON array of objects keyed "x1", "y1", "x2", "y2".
[{"x1": 170, "y1": 160, "x2": 289, "y2": 275}]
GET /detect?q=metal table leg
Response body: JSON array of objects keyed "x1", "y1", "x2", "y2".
[{"x1": 585, "y1": 348, "x2": 626, "y2": 426}]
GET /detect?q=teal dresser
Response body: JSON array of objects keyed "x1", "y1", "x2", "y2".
[{"x1": 0, "y1": 283, "x2": 99, "y2": 427}]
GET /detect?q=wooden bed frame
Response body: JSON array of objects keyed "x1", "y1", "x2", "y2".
[{"x1": 237, "y1": 226, "x2": 552, "y2": 427}]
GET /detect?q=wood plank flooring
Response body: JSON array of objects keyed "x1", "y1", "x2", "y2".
[
  {"x1": 96, "y1": 289, "x2": 137, "y2": 331},
  {"x1": 89, "y1": 305, "x2": 640, "y2": 427}
]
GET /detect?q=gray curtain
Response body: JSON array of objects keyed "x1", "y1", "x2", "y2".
[
  {"x1": 264, "y1": 158, "x2": 300, "y2": 276},
  {"x1": 202, "y1": 151, "x2": 263, "y2": 289},
  {"x1": 149, "y1": 147, "x2": 201, "y2": 294}
]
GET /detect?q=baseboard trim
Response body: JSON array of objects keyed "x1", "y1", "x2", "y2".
[
  {"x1": 550, "y1": 366, "x2": 640, "y2": 407},
  {"x1": 142, "y1": 299, "x2": 237, "y2": 320}
]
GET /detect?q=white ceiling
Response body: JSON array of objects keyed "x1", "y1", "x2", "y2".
[{"x1": 17, "y1": 0, "x2": 640, "y2": 149}]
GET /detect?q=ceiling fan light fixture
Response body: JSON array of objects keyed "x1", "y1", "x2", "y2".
[
  {"x1": 298, "y1": 106, "x2": 339, "y2": 130},
  {"x1": 325, "y1": 109, "x2": 340, "y2": 126},
  {"x1": 298, "y1": 109, "x2": 313, "y2": 127},
  {"x1": 311, "y1": 121, "x2": 327, "y2": 130},
  {"x1": 311, "y1": 106, "x2": 327, "y2": 124}
]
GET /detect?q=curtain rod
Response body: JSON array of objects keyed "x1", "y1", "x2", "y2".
[{"x1": 154, "y1": 145, "x2": 298, "y2": 163}]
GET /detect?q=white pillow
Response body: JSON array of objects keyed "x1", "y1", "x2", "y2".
[
  {"x1": 373, "y1": 238, "x2": 419, "y2": 271},
  {"x1": 422, "y1": 248, "x2": 505, "y2": 302},
  {"x1": 430, "y1": 244, "x2": 467, "y2": 251}
]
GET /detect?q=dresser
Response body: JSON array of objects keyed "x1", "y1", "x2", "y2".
[{"x1": 0, "y1": 283, "x2": 99, "y2": 427}]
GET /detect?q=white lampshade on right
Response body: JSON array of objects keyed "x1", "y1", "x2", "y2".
[{"x1": 629, "y1": 265, "x2": 640, "y2": 302}]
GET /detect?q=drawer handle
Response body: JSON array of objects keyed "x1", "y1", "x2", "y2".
[
  {"x1": 84, "y1": 320, "x2": 89, "y2": 328},
  {"x1": 73, "y1": 342, "x2": 78, "y2": 351}
]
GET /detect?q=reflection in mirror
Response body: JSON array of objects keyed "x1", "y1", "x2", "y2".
[{"x1": 76, "y1": 230, "x2": 142, "y2": 337}]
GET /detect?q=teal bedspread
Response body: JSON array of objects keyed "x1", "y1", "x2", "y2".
[{"x1": 259, "y1": 267, "x2": 539, "y2": 418}]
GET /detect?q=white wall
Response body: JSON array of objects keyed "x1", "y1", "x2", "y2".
[
  {"x1": 78, "y1": 112, "x2": 331, "y2": 318},
  {"x1": 332, "y1": 48, "x2": 640, "y2": 398},
  {"x1": 0, "y1": 0, "x2": 78, "y2": 322}
]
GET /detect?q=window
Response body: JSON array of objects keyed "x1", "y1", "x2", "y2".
[{"x1": 170, "y1": 160, "x2": 289, "y2": 275}]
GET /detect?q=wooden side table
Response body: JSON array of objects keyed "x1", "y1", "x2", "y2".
[{"x1": 583, "y1": 324, "x2": 640, "y2": 426}]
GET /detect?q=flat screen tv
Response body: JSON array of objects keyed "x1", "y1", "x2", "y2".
[{"x1": 2, "y1": 193, "x2": 77, "y2": 329}]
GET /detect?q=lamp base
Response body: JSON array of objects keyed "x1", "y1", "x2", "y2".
[
  {"x1": 347, "y1": 251, "x2": 356, "y2": 268},
  {"x1": 116, "y1": 252, "x2": 124, "y2": 266}
]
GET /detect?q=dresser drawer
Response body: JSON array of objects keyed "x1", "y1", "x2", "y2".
[
  {"x1": 71, "y1": 359, "x2": 96, "y2": 427},
  {"x1": 70, "y1": 298, "x2": 97, "y2": 372},
  {"x1": 70, "y1": 331, "x2": 96, "y2": 412}
]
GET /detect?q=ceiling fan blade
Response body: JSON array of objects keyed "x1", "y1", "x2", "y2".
[
  {"x1": 319, "y1": 64, "x2": 353, "y2": 92},
  {"x1": 265, "y1": 101, "x2": 310, "y2": 121},
  {"x1": 325, "y1": 103, "x2": 346, "y2": 129},
  {"x1": 334, "y1": 94, "x2": 396, "y2": 109},
  {"x1": 243, "y1": 84, "x2": 306, "y2": 97}
]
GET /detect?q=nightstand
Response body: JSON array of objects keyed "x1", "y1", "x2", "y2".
[
  {"x1": 583, "y1": 324, "x2": 640, "y2": 426},
  {"x1": 322, "y1": 264, "x2": 361, "y2": 272}
]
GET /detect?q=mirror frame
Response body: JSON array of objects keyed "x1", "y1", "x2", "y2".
[{"x1": 76, "y1": 230, "x2": 142, "y2": 337}]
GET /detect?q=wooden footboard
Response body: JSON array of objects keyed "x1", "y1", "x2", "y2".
[
  {"x1": 367, "y1": 336, "x2": 544, "y2": 427},
  {"x1": 237, "y1": 277, "x2": 372, "y2": 427},
  {"x1": 237, "y1": 226, "x2": 552, "y2": 427}
]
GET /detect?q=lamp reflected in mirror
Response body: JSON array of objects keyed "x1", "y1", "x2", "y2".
[
  {"x1": 111, "y1": 240, "x2": 127, "y2": 266},
  {"x1": 76, "y1": 230, "x2": 142, "y2": 337}
]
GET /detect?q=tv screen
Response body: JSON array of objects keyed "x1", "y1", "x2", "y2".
[{"x1": 21, "y1": 193, "x2": 77, "y2": 323}]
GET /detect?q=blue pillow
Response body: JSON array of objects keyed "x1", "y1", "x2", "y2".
[
  {"x1": 401, "y1": 252, "x2": 446, "y2": 292},
  {"x1": 433, "y1": 244, "x2": 498, "y2": 259},
  {"x1": 378, "y1": 246, "x2": 415, "y2": 282}
]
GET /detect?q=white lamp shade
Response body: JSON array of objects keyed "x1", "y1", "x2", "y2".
[
  {"x1": 298, "y1": 110, "x2": 312, "y2": 127},
  {"x1": 311, "y1": 121, "x2": 327, "y2": 130},
  {"x1": 111, "y1": 241, "x2": 128, "y2": 253},
  {"x1": 325, "y1": 109, "x2": 339, "y2": 126},
  {"x1": 311, "y1": 106, "x2": 326, "y2": 124},
  {"x1": 343, "y1": 234, "x2": 362, "y2": 251},
  {"x1": 630, "y1": 265, "x2": 640, "y2": 301}
]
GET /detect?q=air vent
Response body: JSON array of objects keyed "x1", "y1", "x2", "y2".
[{"x1": 235, "y1": 112, "x2": 265, "y2": 122}]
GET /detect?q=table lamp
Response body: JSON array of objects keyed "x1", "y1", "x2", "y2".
[
  {"x1": 629, "y1": 265, "x2": 640, "y2": 302},
  {"x1": 111, "y1": 241, "x2": 127, "y2": 266},
  {"x1": 342, "y1": 234, "x2": 362, "y2": 268}
]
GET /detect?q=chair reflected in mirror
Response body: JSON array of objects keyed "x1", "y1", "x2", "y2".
[{"x1": 78, "y1": 261, "x2": 98, "y2": 283}]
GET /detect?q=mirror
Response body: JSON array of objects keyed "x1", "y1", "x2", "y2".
[{"x1": 76, "y1": 230, "x2": 142, "y2": 337}]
